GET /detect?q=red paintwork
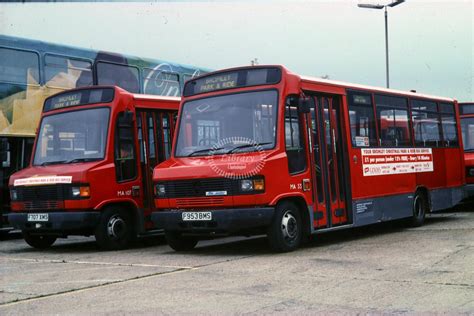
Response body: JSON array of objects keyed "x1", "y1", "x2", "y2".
[
  {"x1": 9, "y1": 86, "x2": 180, "y2": 231},
  {"x1": 153, "y1": 65, "x2": 465, "y2": 231}
]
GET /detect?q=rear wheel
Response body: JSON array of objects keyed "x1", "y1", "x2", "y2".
[
  {"x1": 95, "y1": 207, "x2": 135, "y2": 250},
  {"x1": 410, "y1": 192, "x2": 426, "y2": 227},
  {"x1": 165, "y1": 231, "x2": 198, "y2": 251},
  {"x1": 267, "y1": 201, "x2": 302, "y2": 252},
  {"x1": 23, "y1": 232, "x2": 57, "y2": 249}
]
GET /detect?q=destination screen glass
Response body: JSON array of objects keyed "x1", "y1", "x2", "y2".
[
  {"x1": 43, "y1": 88, "x2": 114, "y2": 112},
  {"x1": 184, "y1": 67, "x2": 281, "y2": 97}
]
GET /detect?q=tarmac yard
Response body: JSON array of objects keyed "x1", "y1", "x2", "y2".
[{"x1": 0, "y1": 209, "x2": 473, "y2": 314}]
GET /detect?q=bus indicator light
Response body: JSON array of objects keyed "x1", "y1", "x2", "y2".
[
  {"x1": 253, "y1": 179, "x2": 265, "y2": 191},
  {"x1": 302, "y1": 179, "x2": 311, "y2": 192}
]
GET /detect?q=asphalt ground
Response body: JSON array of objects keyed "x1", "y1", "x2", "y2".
[{"x1": 0, "y1": 207, "x2": 473, "y2": 314}]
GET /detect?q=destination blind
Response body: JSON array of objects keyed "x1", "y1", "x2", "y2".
[
  {"x1": 43, "y1": 88, "x2": 114, "y2": 112},
  {"x1": 184, "y1": 67, "x2": 281, "y2": 96}
]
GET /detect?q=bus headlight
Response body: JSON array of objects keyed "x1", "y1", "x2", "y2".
[
  {"x1": 155, "y1": 184, "x2": 166, "y2": 197},
  {"x1": 240, "y1": 180, "x2": 254, "y2": 192},
  {"x1": 239, "y1": 178, "x2": 265, "y2": 193},
  {"x1": 10, "y1": 189, "x2": 18, "y2": 201},
  {"x1": 71, "y1": 186, "x2": 90, "y2": 198}
]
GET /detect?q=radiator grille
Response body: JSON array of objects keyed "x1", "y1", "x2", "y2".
[
  {"x1": 15, "y1": 185, "x2": 65, "y2": 201},
  {"x1": 176, "y1": 197, "x2": 225, "y2": 208},
  {"x1": 162, "y1": 178, "x2": 237, "y2": 198}
]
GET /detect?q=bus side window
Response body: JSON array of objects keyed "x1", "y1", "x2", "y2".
[
  {"x1": 143, "y1": 70, "x2": 180, "y2": 97},
  {"x1": 439, "y1": 102, "x2": 459, "y2": 147},
  {"x1": 96, "y1": 62, "x2": 140, "y2": 93},
  {"x1": 44, "y1": 54, "x2": 93, "y2": 89},
  {"x1": 115, "y1": 112, "x2": 137, "y2": 182},
  {"x1": 411, "y1": 100, "x2": 442, "y2": 147},
  {"x1": 375, "y1": 94, "x2": 411, "y2": 147},
  {"x1": 285, "y1": 96, "x2": 306, "y2": 174},
  {"x1": 347, "y1": 91, "x2": 377, "y2": 147}
]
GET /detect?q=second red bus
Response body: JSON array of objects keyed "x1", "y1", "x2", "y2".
[{"x1": 152, "y1": 65, "x2": 464, "y2": 252}]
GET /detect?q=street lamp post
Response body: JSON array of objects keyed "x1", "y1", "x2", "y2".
[{"x1": 358, "y1": 0, "x2": 405, "y2": 88}]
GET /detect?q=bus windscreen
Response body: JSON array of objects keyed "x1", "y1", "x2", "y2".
[
  {"x1": 43, "y1": 88, "x2": 114, "y2": 112},
  {"x1": 183, "y1": 67, "x2": 281, "y2": 97}
]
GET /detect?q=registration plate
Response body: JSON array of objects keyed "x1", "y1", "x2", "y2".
[
  {"x1": 27, "y1": 213, "x2": 49, "y2": 222},
  {"x1": 182, "y1": 212, "x2": 212, "y2": 221}
]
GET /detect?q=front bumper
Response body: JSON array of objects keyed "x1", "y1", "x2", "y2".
[
  {"x1": 151, "y1": 207, "x2": 275, "y2": 234},
  {"x1": 8, "y1": 211, "x2": 100, "y2": 233}
]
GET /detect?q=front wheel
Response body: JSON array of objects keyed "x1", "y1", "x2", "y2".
[
  {"x1": 267, "y1": 201, "x2": 302, "y2": 252},
  {"x1": 23, "y1": 232, "x2": 57, "y2": 249},
  {"x1": 95, "y1": 207, "x2": 135, "y2": 250},
  {"x1": 410, "y1": 193, "x2": 426, "y2": 227},
  {"x1": 165, "y1": 231, "x2": 198, "y2": 251}
]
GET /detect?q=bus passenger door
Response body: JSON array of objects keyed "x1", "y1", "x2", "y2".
[
  {"x1": 307, "y1": 94, "x2": 349, "y2": 228},
  {"x1": 136, "y1": 110, "x2": 174, "y2": 225}
]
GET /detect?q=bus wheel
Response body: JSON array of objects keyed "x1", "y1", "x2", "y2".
[
  {"x1": 267, "y1": 201, "x2": 302, "y2": 252},
  {"x1": 95, "y1": 207, "x2": 134, "y2": 250},
  {"x1": 410, "y1": 193, "x2": 426, "y2": 227},
  {"x1": 165, "y1": 231, "x2": 198, "y2": 251},
  {"x1": 23, "y1": 232, "x2": 56, "y2": 249}
]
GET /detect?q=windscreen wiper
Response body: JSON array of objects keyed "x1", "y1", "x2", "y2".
[
  {"x1": 40, "y1": 160, "x2": 68, "y2": 166},
  {"x1": 66, "y1": 158, "x2": 101, "y2": 163},
  {"x1": 226, "y1": 142, "x2": 273, "y2": 154},
  {"x1": 187, "y1": 147, "x2": 227, "y2": 157}
]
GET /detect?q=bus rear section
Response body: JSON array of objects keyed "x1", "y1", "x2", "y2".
[
  {"x1": 8, "y1": 86, "x2": 179, "y2": 249},
  {"x1": 151, "y1": 65, "x2": 464, "y2": 252},
  {"x1": 459, "y1": 102, "x2": 474, "y2": 199}
]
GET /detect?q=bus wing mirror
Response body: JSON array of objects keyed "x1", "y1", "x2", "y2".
[{"x1": 298, "y1": 98, "x2": 310, "y2": 114}]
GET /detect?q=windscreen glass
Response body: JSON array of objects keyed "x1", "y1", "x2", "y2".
[
  {"x1": 461, "y1": 117, "x2": 474, "y2": 152},
  {"x1": 175, "y1": 90, "x2": 278, "y2": 157},
  {"x1": 33, "y1": 108, "x2": 110, "y2": 165}
]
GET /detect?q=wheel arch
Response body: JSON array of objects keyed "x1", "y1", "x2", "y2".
[
  {"x1": 275, "y1": 196, "x2": 311, "y2": 237},
  {"x1": 415, "y1": 186, "x2": 431, "y2": 212},
  {"x1": 99, "y1": 201, "x2": 140, "y2": 230}
]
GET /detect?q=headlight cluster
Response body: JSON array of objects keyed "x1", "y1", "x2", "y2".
[
  {"x1": 70, "y1": 186, "x2": 90, "y2": 198},
  {"x1": 10, "y1": 189, "x2": 18, "y2": 201},
  {"x1": 239, "y1": 178, "x2": 265, "y2": 193},
  {"x1": 155, "y1": 184, "x2": 166, "y2": 197}
]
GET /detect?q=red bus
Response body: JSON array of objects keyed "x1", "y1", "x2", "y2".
[
  {"x1": 459, "y1": 103, "x2": 474, "y2": 197},
  {"x1": 151, "y1": 65, "x2": 464, "y2": 252},
  {"x1": 8, "y1": 86, "x2": 179, "y2": 249}
]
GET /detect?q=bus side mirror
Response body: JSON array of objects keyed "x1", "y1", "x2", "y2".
[{"x1": 298, "y1": 98, "x2": 310, "y2": 114}]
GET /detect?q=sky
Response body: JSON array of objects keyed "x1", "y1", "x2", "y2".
[{"x1": 0, "y1": 0, "x2": 472, "y2": 101}]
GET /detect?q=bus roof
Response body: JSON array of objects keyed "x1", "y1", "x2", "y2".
[
  {"x1": 132, "y1": 94, "x2": 180, "y2": 103},
  {"x1": 0, "y1": 34, "x2": 211, "y2": 73},
  {"x1": 300, "y1": 75, "x2": 456, "y2": 103}
]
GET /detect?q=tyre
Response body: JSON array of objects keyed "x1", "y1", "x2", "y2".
[
  {"x1": 165, "y1": 231, "x2": 198, "y2": 251},
  {"x1": 23, "y1": 232, "x2": 57, "y2": 249},
  {"x1": 410, "y1": 192, "x2": 426, "y2": 227},
  {"x1": 95, "y1": 207, "x2": 135, "y2": 250},
  {"x1": 267, "y1": 201, "x2": 302, "y2": 252}
]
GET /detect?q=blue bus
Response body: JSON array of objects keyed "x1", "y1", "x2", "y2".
[{"x1": 0, "y1": 35, "x2": 208, "y2": 233}]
